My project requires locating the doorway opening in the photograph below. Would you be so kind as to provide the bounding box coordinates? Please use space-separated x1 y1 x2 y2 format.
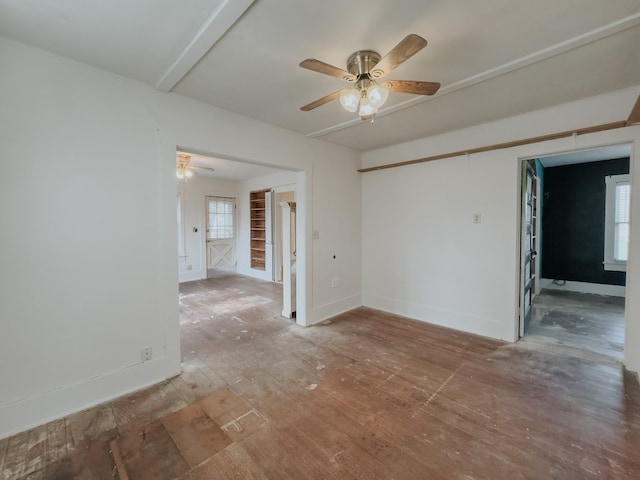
273 189 295 284
518 144 631 361
175 147 306 331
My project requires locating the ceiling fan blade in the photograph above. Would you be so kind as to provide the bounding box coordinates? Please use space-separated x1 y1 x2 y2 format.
381 80 440 95
626 93 640 126
299 59 356 82
370 34 428 78
192 165 215 172
300 89 349 111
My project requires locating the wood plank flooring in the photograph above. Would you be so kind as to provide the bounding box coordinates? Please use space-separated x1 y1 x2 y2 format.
2 274 639 479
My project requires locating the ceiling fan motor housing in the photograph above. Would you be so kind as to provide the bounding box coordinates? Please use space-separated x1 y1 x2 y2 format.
347 50 382 77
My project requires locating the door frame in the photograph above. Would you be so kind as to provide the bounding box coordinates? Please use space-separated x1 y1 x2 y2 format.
518 159 541 337
175 146 309 326
272 185 296 283
516 142 632 349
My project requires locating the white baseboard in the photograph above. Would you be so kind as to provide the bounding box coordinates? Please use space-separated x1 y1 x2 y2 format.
0 357 173 440
236 265 272 282
310 294 362 325
179 269 205 283
362 293 512 341
540 278 626 297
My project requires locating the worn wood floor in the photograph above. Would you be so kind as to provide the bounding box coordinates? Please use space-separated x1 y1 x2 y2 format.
525 289 625 361
2 275 639 479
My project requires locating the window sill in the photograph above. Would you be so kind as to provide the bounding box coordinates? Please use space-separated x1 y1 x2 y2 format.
604 261 627 272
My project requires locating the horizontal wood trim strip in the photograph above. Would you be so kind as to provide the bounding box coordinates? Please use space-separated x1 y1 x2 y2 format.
358 120 628 173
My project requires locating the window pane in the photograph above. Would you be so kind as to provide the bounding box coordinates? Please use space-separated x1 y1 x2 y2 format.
208 198 234 240
614 223 629 261
615 183 630 223
613 182 630 262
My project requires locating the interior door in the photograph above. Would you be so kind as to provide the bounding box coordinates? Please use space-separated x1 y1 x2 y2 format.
519 161 538 336
206 196 236 273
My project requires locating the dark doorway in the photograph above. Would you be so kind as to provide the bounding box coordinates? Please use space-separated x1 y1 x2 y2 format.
519 144 631 361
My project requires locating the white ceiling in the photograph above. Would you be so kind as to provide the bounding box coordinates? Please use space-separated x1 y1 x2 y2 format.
1 0 639 152
539 144 632 168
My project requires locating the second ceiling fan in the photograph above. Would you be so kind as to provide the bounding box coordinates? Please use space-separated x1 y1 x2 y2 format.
299 34 440 121
176 153 215 180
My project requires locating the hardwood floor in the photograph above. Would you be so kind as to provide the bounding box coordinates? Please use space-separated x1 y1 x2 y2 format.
2 275 639 479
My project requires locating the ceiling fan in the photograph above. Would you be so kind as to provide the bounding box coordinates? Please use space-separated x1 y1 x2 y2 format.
176 153 215 179
299 34 440 121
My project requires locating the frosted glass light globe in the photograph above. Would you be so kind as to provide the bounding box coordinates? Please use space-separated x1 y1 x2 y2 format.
367 85 389 109
340 89 360 112
358 97 377 116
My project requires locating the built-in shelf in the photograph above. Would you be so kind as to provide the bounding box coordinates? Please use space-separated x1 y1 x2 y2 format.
249 189 270 270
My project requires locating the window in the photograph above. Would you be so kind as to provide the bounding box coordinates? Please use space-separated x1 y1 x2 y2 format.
604 174 630 271
207 197 235 240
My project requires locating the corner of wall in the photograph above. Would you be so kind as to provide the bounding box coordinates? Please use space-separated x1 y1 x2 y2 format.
310 294 363 326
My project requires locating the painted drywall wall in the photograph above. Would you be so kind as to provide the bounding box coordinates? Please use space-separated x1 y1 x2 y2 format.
311 156 363 322
0 40 176 440
541 158 629 286
177 175 239 283
361 86 640 374
0 38 362 439
362 151 518 340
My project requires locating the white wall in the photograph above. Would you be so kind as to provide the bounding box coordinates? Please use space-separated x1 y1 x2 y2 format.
0 39 362 439
0 40 177 439
363 152 518 340
310 157 363 323
178 175 239 283
361 86 640 373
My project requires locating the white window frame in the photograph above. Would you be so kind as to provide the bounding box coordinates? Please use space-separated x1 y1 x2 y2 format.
604 174 630 272
206 197 235 241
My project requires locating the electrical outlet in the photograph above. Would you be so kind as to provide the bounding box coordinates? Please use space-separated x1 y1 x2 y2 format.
473 213 481 224
331 278 341 288
141 347 152 363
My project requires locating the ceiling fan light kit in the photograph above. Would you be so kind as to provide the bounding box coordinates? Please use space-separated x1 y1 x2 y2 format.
176 165 194 179
344 50 389 120
300 34 440 122
176 153 214 180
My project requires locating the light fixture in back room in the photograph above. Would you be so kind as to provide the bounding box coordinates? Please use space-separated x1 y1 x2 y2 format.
176 153 214 180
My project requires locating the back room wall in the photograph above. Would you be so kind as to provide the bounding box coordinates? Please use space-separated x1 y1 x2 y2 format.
541 157 630 286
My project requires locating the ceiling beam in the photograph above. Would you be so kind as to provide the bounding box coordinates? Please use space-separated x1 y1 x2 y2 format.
155 0 255 92
358 121 628 173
